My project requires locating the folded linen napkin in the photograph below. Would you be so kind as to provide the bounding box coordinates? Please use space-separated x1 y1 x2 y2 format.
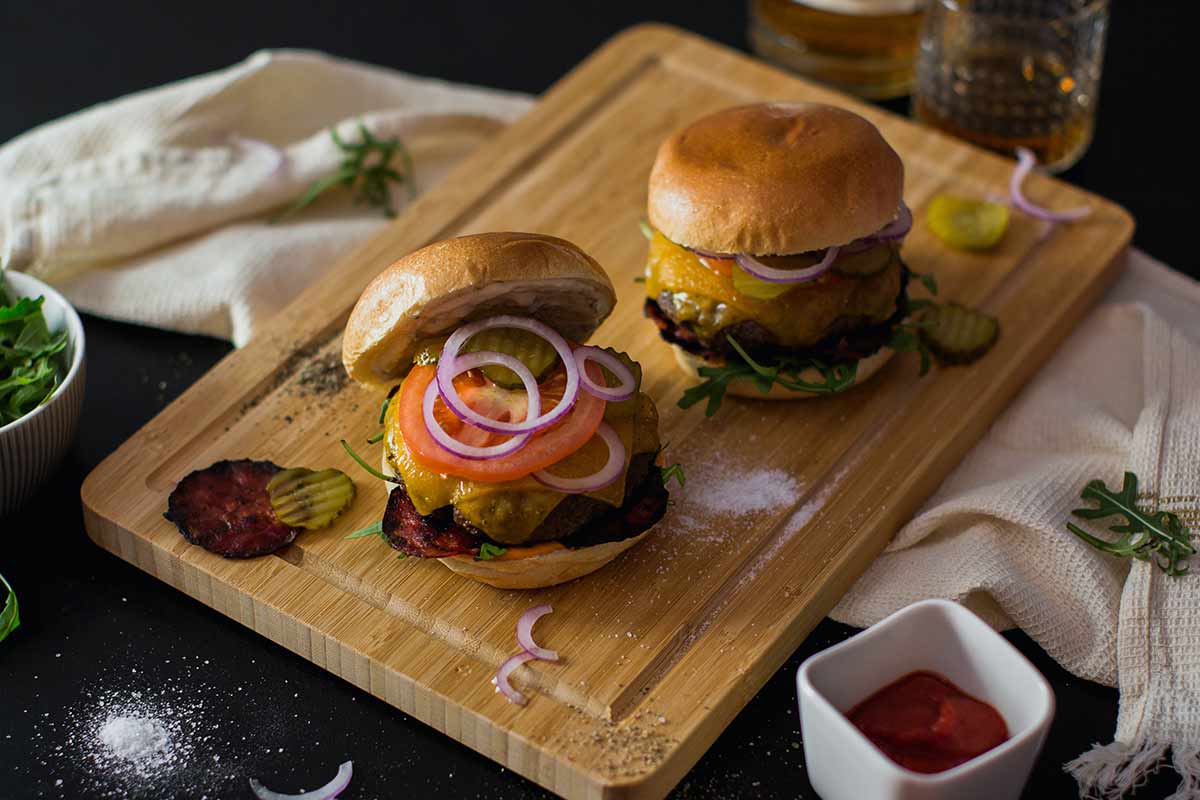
833 251 1200 798
0 49 533 345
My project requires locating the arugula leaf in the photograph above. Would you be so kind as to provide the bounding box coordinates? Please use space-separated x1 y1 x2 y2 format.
274 122 416 222
661 463 685 489
1066 472 1195 577
1 269 67 427
0 573 19 644
476 542 507 561
345 521 385 540
678 335 859 417
340 439 399 484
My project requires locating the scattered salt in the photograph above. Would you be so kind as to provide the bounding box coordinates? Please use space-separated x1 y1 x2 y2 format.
98 715 172 773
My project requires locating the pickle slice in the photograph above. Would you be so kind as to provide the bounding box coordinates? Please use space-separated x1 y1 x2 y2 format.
926 195 1010 251
462 327 561 389
268 467 357 530
833 244 896 278
919 303 1000 365
732 264 795 300
412 336 448 367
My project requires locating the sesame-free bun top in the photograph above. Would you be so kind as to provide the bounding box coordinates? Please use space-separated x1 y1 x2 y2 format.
343 232 616 386
647 103 904 256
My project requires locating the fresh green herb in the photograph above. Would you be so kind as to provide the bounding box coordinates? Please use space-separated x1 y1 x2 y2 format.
678 335 858 417
378 396 391 426
1 267 68 427
633 276 647 284
340 439 397 484
638 219 654 241
345 521 384 540
274 122 416 222
1066 472 1195 577
0 573 18 644
476 542 508 561
366 430 385 445
911 269 939 297
662 463 686 489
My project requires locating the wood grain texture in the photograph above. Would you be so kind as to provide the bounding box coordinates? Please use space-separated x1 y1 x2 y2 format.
81 25 1134 799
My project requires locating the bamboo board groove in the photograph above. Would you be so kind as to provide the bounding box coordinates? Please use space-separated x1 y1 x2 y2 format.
81 25 1133 799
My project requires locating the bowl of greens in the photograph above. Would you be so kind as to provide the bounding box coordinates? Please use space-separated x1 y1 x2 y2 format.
1 268 86 517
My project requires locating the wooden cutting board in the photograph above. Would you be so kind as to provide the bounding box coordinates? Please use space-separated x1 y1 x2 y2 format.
81 25 1133 799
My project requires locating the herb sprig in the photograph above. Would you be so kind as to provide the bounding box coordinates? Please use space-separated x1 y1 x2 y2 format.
275 122 416 222
678 335 859 417
1 267 68 427
1066 472 1195 577
0 573 18 644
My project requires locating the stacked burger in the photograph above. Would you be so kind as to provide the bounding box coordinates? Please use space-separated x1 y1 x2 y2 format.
642 103 922 413
342 232 674 589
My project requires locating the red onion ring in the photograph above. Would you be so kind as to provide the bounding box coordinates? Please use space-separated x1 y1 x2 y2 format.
516 604 558 661
492 651 537 705
437 317 579 435
872 202 913 241
533 421 625 493
735 246 840 284
1010 147 1091 222
249 761 353 800
574 346 636 402
421 356 534 460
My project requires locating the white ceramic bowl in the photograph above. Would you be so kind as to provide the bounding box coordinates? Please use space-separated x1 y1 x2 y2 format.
797 599 1054 800
0 271 86 517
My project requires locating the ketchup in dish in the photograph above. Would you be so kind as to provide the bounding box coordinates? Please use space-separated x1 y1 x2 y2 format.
847 671 1009 773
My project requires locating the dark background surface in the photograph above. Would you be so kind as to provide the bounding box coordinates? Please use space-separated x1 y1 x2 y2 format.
0 2 1190 798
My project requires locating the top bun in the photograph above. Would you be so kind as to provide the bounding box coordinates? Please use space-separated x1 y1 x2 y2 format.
343 232 616 386
647 103 904 256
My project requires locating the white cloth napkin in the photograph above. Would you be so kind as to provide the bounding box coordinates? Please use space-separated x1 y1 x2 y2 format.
833 250 1200 799
0 49 533 345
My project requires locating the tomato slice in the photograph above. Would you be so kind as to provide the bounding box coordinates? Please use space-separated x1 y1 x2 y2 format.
396 363 606 483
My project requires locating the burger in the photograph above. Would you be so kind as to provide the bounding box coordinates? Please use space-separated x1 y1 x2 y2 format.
342 232 676 590
642 102 926 414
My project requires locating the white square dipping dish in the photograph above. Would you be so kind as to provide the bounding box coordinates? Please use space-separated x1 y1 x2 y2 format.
796 599 1055 800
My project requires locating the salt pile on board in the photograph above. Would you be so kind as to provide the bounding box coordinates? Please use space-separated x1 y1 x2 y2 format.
658 453 802 543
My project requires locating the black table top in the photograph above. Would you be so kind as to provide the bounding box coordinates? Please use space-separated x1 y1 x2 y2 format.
1 2 1191 798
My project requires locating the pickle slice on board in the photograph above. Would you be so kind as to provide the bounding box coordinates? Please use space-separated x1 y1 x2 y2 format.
832 245 896 278
462 327 561 388
919 303 1000 365
268 468 357 530
926 195 1010 251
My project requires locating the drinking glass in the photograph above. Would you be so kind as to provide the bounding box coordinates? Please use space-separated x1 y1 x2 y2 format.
748 0 926 100
912 0 1109 172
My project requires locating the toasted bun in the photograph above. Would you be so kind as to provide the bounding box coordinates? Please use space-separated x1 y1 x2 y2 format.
344 232 616 387
437 531 652 590
672 346 893 400
648 103 904 255
380 455 655 590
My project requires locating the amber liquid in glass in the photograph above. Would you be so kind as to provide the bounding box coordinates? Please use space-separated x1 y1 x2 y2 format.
913 46 1095 169
749 0 924 99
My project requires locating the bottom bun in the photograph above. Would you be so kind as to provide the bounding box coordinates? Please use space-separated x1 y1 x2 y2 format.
439 530 652 590
673 346 893 400
383 454 656 590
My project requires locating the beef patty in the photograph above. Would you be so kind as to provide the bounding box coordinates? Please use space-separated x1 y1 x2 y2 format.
645 266 912 365
382 453 668 558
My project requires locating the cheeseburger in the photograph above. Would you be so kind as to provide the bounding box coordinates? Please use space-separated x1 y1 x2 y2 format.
342 232 674 589
643 103 922 413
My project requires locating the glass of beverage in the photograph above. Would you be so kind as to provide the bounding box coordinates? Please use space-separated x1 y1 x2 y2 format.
748 0 926 100
912 0 1109 172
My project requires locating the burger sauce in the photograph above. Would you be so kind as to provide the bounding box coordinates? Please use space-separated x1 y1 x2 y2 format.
847 671 1009 773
